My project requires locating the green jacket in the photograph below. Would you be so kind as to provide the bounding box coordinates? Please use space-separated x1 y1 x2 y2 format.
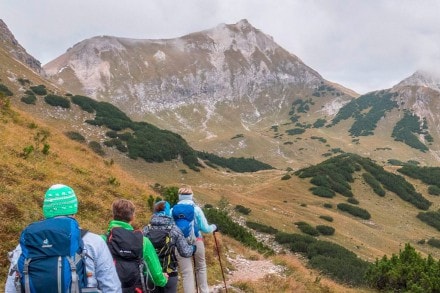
102 220 167 287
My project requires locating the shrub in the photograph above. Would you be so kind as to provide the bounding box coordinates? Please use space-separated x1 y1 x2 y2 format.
281 174 291 180
21 94 37 105
319 215 333 222
337 203 371 220
323 203 333 209
65 131 86 143
234 205 251 215
30 85 47 95
204 208 273 255
0 83 13 96
347 197 359 205
246 221 278 234
88 141 105 156
365 244 440 292
295 221 319 236
275 232 369 286
310 186 335 198
44 94 70 108
417 211 440 231
316 225 335 235
427 238 440 248
428 185 440 195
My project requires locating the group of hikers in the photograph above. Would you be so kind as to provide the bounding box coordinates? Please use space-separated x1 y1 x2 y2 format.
5 183 218 293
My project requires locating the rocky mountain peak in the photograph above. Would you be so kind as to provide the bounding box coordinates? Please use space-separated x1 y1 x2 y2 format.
395 70 440 92
0 19 43 75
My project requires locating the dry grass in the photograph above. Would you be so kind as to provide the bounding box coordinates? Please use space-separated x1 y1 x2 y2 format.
0 105 157 284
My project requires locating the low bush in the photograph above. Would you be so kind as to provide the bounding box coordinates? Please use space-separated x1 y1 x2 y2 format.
65 131 86 143
427 238 440 248
337 203 371 220
428 185 440 195
319 215 333 222
88 141 105 156
234 205 251 215
21 94 37 105
310 186 335 198
30 85 47 95
275 232 369 286
246 221 278 234
204 208 273 255
44 94 70 108
316 225 335 235
295 221 319 236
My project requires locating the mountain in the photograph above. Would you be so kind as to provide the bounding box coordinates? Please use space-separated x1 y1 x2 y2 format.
4 17 440 291
0 20 43 75
43 19 356 167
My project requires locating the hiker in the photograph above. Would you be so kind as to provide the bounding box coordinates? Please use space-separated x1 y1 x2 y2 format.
4 183 122 293
143 201 196 293
103 199 168 292
172 185 218 293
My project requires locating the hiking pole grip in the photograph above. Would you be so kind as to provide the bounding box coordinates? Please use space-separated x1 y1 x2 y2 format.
213 232 228 293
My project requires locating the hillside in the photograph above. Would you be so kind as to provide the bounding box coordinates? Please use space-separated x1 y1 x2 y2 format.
4 17 440 291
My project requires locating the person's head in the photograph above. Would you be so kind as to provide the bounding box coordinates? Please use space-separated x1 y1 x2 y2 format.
154 201 171 217
178 185 193 201
43 184 78 218
112 199 135 223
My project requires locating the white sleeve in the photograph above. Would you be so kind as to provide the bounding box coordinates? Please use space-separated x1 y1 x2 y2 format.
4 244 21 293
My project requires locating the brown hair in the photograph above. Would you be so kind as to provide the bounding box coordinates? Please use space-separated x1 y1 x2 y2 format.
154 201 165 213
112 199 135 222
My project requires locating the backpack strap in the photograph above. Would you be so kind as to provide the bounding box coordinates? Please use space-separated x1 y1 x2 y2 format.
23 258 31 293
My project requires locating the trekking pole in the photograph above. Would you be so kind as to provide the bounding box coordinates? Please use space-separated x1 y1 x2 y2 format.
213 232 228 293
193 255 199 293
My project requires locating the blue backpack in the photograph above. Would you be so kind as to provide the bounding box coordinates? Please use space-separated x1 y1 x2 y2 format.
172 204 199 242
17 216 88 293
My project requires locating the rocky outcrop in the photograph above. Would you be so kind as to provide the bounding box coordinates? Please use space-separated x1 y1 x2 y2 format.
0 19 43 75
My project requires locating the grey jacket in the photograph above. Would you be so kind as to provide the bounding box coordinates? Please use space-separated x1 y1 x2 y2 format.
5 231 122 293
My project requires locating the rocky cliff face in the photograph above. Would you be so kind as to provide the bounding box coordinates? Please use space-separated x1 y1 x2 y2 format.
43 20 357 163
0 19 43 75
44 20 352 120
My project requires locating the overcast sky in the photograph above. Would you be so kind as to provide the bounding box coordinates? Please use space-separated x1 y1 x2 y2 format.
2 0 439 94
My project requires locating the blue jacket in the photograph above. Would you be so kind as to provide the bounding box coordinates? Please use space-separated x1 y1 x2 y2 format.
175 199 217 238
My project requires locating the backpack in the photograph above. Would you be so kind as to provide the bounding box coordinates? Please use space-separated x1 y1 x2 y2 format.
171 204 199 242
106 227 146 293
16 216 88 293
143 225 176 274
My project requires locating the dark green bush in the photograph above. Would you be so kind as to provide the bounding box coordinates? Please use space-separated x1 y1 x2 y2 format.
362 172 386 196
246 221 278 234
204 208 273 255
427 238 440 248
347 197 359 205
65 131 86 143
30 85 47 95
275 232 369 286
44 94 70 108
21 94 37 105
281 174 291 180
417 211 440 231
316 225 335 235
88 141 105 156
235 205 251 215
428 185 440 195
319 215 333 222
310 186 335 198
0 84 13 96
337 203 371 220
295 221 319 236
365 244 440 292
323 203 333 209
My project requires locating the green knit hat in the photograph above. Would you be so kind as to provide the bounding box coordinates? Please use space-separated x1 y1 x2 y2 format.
43 184 78 218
